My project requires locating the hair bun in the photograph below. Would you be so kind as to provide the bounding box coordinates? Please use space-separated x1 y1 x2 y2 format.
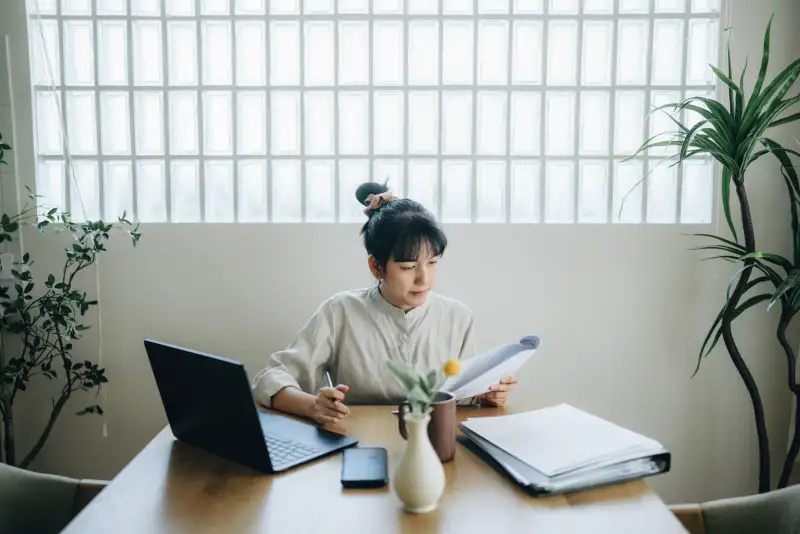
355 181 390 207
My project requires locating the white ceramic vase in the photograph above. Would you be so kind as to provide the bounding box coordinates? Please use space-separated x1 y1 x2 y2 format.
393 412 446 514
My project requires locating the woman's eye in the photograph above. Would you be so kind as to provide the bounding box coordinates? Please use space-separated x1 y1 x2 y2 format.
402 265 415 271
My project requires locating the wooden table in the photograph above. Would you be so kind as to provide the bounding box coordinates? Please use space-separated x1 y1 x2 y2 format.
63 405 687 533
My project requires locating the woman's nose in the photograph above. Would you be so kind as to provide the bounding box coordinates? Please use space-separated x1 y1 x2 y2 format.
415 266 429 285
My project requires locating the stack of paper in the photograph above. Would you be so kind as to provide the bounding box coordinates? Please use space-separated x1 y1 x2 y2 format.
459 404 671 496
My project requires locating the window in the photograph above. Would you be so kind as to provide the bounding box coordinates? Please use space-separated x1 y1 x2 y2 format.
26 0 720 223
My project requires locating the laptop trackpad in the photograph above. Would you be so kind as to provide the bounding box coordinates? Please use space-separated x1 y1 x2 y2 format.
258 411 353 448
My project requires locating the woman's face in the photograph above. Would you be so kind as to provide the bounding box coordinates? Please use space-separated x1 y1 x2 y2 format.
371 244 439 311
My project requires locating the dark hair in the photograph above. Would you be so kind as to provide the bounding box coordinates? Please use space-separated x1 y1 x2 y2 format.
355 182 447 269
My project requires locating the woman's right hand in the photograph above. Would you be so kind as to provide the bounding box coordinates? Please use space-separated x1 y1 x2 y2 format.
309 384 350 424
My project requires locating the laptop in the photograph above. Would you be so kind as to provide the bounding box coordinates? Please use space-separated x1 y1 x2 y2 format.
143 339 358 473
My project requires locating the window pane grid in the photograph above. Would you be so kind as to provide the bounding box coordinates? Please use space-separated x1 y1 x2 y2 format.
28 0 719 224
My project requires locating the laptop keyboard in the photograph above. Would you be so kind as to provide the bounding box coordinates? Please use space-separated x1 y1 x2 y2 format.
264 433 322 470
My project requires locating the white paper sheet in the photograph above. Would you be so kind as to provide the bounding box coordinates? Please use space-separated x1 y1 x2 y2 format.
441 335 540 400
461 403 666 477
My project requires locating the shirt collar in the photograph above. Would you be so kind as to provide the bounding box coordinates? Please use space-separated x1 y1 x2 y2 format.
368 284 431 320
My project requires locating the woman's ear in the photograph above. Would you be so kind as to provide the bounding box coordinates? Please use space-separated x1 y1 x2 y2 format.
367 255 382 279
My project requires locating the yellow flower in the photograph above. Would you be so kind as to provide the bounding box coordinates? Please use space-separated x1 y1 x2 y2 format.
443 359 460 377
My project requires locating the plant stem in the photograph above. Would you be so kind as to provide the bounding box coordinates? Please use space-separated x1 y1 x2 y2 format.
3 401 15 466
721 180 771 493
777 314 800 395
19 393 67 469
777 315 800 488
19 309 78 468
779 392 800 488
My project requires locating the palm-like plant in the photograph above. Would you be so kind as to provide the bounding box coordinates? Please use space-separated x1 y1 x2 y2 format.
629 16 800 493
716 151 800 491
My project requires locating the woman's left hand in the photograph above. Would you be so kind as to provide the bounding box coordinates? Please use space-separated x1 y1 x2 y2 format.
477 376 517 407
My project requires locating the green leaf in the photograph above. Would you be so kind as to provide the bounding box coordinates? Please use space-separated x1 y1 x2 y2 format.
744 275 774 295
690 233 747 253
695 307 724 375
743 15 774 122
779 166 800 266
426 370 437 392
406 386 432 413
721 168 738 242
695 294 773 376
759 138 800 197
769 270 800 310
739 251 794 273
692 245 750 259
726 43 735 117
387 360 419 394
679 119 709 161
710 65 744 104
736 56 747 125
735 294 774 317
769 111 800 128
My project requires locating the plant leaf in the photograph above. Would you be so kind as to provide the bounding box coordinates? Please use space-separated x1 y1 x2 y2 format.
695 293 774 376
742 15 773 125
695 307 724 377
721 168 738 242
710 65 744 104
407 386 432 413
691 244 749 256
769 270 800 310
734 294 773 317
387 360 418 393
739 251 794 273
690 233 747 252
769 111 800 128
679 119 709 161
426 370 437 392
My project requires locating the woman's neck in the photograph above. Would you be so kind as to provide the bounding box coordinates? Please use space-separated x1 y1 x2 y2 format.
378 284 415 313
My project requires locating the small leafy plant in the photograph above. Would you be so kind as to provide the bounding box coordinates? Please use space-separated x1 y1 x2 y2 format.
388 359 460 417
0 133 141 468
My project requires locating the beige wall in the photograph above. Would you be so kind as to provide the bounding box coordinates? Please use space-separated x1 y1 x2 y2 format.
1 0 799 506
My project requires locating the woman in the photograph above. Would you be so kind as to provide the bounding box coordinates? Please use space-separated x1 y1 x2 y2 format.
253 182 517 425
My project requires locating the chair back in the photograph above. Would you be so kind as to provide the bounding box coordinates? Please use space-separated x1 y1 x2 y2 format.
0 462 78 534
703 484 800 534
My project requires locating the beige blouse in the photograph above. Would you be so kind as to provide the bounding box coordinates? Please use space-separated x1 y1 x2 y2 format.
252 286 476 407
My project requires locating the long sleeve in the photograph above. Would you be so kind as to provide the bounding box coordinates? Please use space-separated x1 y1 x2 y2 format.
455 312 480 406
252 299 338 408
458 313 478 362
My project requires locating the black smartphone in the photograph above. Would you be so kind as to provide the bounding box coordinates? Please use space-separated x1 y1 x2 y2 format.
340 447 388 489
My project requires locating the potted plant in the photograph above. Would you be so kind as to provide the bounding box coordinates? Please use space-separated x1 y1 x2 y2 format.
629 14 800 493
387 359 459 513
0 133 141 468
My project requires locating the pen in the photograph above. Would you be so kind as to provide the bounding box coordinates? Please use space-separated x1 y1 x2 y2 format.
325 371 334 389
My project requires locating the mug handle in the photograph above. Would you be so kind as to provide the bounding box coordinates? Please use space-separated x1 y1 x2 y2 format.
397 401 409 440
